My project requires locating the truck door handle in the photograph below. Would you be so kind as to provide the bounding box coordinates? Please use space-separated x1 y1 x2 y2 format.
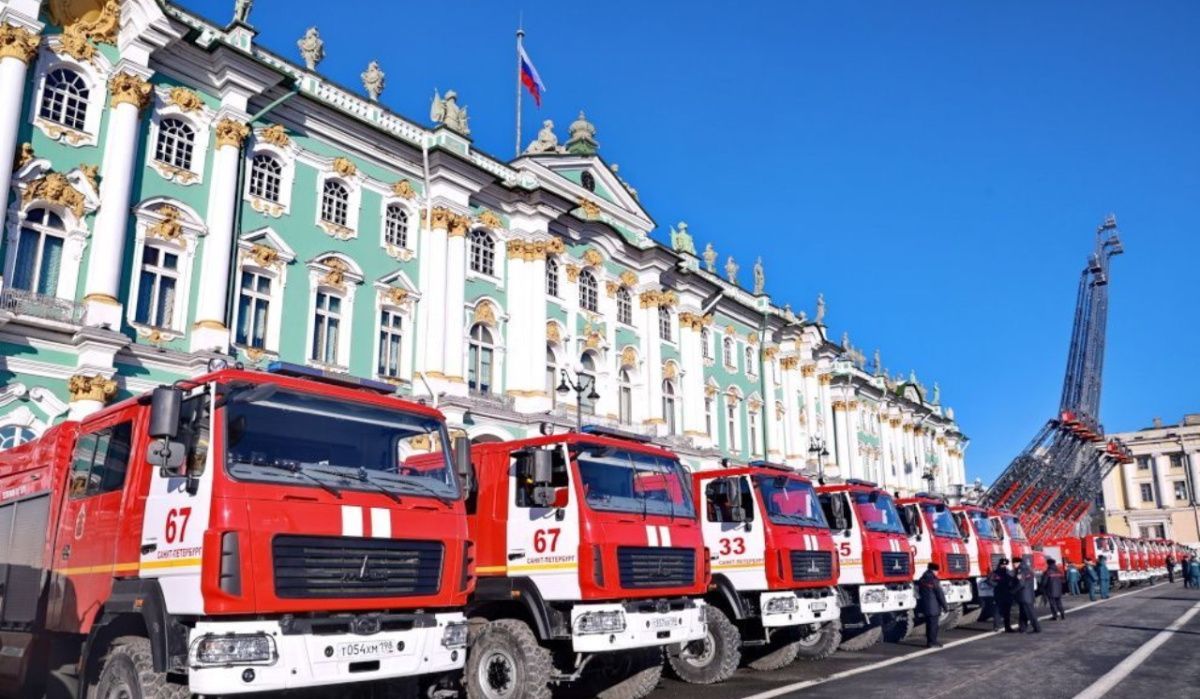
508 552 525 561
141 543 157 555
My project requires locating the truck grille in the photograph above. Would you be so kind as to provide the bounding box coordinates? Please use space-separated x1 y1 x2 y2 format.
990 553 1005 570
273 535 443 599
790 551 834 581
617 547 695 589
946 553 969 574
880 552 911 577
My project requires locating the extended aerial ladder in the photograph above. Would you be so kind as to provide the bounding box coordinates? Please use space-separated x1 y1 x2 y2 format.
981 216 1133 546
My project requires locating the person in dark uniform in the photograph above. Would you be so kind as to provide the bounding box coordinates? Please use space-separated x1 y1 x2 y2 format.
988 558 1014 632
1084 558 1099 601
1166 553 1176 584
918 562 949 648
1039 558 1067 620
1015 560 1041 633
1096 555 1111 599
1066 561 1081 595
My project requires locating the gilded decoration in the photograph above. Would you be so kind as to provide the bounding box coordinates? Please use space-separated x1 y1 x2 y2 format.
477 209 503 229
109 72 153 110
779 356 799 371
620 346 638 368
318 257 349 290
448 214 470 237
818 374 832 385
167 86 204 112
49 0 118 45
392 179 416 199
546 237 566 255
763 346 779 361
619 270 637 287
578 197 601 218
605 281 619 298
725 392 741 408
565 264 581 282
584 331 602 350
57 25 96 63
13 142 33 170
801 365 816 377
332 156 357 178
260 124 290 147
67 373 117 403
248 243 280 269
386 287 409 306
705 384 718 398
546 322 561 344
147 205 183 241
889 418 901 428
0 24 41 64
678 312 713 331
748 398 762 413
582 248 603 267
663 363 678 380
80 164 99 190
427 207 452 230
639 290 677 309
724 325 736 336
902 424 913 433
747 332 759 345
22 172 86 217
832 400 846 412
318 220 353 241
215 119 250 148
473 301 497 326
506 238 560 261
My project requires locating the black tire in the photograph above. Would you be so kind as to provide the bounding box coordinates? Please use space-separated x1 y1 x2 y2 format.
588 647 664 699
667 606 741 685
940 605 964 631
838 621 882 652
465 619 553 699
745 627 801 671
795 621 841 661
90 635 188 699
882 610 914 643
958 603 984 626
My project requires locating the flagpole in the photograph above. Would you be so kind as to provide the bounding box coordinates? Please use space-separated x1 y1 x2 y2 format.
515 23 525 158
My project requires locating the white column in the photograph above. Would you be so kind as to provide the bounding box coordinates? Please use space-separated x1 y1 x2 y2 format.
417 209 449 384
0 23 38 233
639 291 664 433
678 313 708 441
83 69 153 328
1120 461 1137 510
1152 453 1171 507
191 117 248 352
504 237 550 412
441 217 468 396
779 358 801 464
762 350 782 460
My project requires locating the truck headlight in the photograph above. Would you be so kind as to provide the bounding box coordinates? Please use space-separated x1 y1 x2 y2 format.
441 622 469 649
192 633 276 666
575 611 626 635
764 596 800 614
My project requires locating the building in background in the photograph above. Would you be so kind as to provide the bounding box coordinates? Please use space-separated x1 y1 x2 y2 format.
0 0 967 492
1101 414 1200 545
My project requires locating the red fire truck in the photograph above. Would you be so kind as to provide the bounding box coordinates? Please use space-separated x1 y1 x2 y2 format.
460 426 707 699
0 363 473 698
674 462 840 683
816 480 915 650
897 494 972 629
950 504 1005 620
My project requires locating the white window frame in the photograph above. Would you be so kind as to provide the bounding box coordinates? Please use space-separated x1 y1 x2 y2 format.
30 43 111 148
723 336 737 370
745 346 758 377
1139 483 1154 503
662 379 678 435
380 199 416 260
305 255 362 371
313 163 364 240
618 369 634 425
725 395 741 452
546 256 561 298
127 201 203 339
232 228 295 356
468 229 498 278
372 282 417 383
468 323 499 395
658 306 673 343
616 286 632 326
145 87 214 186
748 406 761 456
578 268 599 313
244 130 299 218
132 243 183 330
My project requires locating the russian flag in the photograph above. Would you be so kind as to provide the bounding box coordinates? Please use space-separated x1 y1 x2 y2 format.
519 44 546 107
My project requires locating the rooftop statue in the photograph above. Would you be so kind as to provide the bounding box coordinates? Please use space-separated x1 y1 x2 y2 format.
753 257 765 295
233 0 253 24
361 61 385 102
431 89 470 135
873 349 882 376
671 221 696 255
702 243 717 273
815 292 826 323
297 27 324 71
566 111 598 155
842 331 850 349
725 256 739 285
525 119 562 154
932 382 941 405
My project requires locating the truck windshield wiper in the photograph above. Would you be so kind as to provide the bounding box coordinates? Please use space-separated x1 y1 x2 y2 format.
299 464 402 504
251 459 342 499
388 476 454 506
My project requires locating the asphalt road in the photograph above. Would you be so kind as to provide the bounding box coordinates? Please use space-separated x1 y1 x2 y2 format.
649 580 1200 699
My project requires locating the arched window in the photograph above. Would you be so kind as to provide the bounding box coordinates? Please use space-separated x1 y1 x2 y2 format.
384 204 409 248
248 153 283 202
469 230 495 276
618 369 633 425
377 308 404 379
658 306 672 341
154 118 196 171
704 395 715 437
321 180 350 226
579 352 598 415
545 257 560 297
748 407 760 455
236 269 272 349
725 396 740 451
11 208 66 296
701 327 712 360
723 337 735 368
662 380 677 435
745 346 757 376
546 348 559 406
39 68 89 131
468 323 496 393
616 287 632 325
578 269 598 313
310 289 343 365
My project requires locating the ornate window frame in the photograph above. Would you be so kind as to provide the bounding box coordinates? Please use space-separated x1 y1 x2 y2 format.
145 86 214 186
127 199 205 340
304 253 363 371
379 198 416 261
313 158 365 240
373 271 420 384
244 125 300 218
231 227 296 358
29 39 112 148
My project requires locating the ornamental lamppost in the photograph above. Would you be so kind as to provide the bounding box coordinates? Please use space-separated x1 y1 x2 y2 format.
557 365 600 433
808 434 830 484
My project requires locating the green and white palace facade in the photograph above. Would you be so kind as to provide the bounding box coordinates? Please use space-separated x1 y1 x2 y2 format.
0 0 967 492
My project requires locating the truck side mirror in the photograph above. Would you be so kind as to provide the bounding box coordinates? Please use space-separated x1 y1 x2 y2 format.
147 440 186 474
149 386 182 440
453 435 474 494
531 449 553 486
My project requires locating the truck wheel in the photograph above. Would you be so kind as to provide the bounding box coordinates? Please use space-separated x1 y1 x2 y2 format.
838 622 882 652
940 605 964 631
882 610 914 643
587 647 664 699
958 604 984 626
91 636 187 699
667 606 740 685
465 619 552 699
795 621 841 661
745 627 801 671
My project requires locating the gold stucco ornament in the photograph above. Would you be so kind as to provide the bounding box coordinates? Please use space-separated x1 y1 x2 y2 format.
0 24 40 64
68 373 117 403
215 119 250 148
108 72 152 110
22 172 86 217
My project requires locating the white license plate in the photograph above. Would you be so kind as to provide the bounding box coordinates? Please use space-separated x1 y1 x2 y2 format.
810 601 828 613
650 616 682 630
336 639 403 660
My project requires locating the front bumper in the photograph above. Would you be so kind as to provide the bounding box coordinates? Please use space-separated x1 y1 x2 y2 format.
186 613 466 695
942 579 973 605
857 583 916 615
570 600 707 653
760 588 840 628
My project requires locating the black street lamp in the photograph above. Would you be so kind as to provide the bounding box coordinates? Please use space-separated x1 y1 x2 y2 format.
557 367 600 433
808 435 830 484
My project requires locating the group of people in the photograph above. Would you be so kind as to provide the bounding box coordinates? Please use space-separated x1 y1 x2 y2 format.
985 557 1051 633
1173 552 1200 588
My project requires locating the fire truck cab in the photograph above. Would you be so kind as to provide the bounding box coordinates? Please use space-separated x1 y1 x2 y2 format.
989 509 1032 569
679 463 840 682
0 364 472 698
950 504 1005 615
816 480 915 651
897 494 972 629
461 427 707 699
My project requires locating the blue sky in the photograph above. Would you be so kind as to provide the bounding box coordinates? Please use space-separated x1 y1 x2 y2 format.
182 1 1199 482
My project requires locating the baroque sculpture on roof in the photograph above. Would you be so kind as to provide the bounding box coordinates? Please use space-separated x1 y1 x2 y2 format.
525 119 563 154
297 27 324 70
361 61 385 102
670 221 696 255
430 89 470 135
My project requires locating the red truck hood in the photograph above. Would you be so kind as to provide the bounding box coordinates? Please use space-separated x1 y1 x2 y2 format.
580 510 706 601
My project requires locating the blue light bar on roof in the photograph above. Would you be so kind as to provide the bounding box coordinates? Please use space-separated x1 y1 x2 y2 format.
265 361 396 394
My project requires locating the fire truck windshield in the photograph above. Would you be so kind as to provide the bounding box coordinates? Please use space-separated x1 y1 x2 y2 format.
754 475 828 528
577 447 696 519
223 388 459 499
967 510 999 539
851 491 905 534
1001 515 1027 541
921 504 962 537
